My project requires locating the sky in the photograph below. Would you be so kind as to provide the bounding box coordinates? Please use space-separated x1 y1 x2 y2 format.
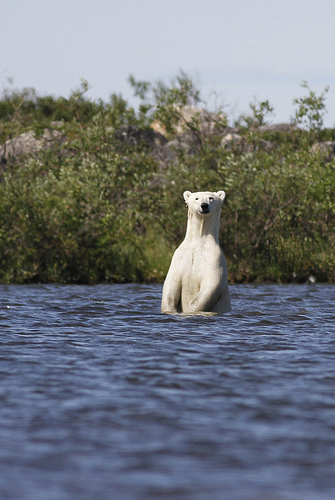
2 0 335 126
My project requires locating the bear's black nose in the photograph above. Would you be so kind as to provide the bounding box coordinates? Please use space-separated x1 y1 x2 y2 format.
201 202 209 212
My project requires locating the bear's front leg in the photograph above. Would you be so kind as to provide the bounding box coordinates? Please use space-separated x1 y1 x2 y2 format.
161 275 181 313
187 281 221 313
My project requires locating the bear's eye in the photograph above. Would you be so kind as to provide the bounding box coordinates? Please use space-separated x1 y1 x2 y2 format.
195 197 199 201
209 197 213 201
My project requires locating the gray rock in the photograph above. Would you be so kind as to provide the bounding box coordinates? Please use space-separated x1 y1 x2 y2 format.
151 105 227 138
151 131 201 164
220 132 274 152
220 133 243 148
114 125 167 148
258 123 295 133
0 129 64 162
310 141 335 153
310 141 335 160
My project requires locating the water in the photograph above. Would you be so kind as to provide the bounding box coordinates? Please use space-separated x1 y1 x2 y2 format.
0 283 335 500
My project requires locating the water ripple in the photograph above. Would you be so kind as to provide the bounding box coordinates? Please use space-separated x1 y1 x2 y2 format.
0 283 335 499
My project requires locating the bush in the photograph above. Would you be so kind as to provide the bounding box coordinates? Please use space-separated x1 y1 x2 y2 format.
0 74 334 283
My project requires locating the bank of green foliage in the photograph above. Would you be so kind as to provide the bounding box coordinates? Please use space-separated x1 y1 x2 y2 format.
0 75 334 283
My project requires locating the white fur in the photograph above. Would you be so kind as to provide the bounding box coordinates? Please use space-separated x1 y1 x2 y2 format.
161 190 231 314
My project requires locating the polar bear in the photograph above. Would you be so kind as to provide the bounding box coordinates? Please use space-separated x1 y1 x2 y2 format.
161 190 231 314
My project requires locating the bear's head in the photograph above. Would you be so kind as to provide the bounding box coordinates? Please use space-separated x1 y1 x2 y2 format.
183 190 226 218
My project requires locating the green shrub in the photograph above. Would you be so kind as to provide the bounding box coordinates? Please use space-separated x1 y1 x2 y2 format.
0 73 334 283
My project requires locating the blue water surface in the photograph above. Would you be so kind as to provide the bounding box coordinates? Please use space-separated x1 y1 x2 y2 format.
0 283 335 499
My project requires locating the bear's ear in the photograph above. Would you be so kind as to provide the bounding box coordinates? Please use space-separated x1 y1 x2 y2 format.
217 190 226 202
183 191 192 203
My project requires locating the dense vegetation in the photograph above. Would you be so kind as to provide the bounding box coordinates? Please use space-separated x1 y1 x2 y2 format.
0 74 334 284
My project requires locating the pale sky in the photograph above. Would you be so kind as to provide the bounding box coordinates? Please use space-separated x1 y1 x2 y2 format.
2 0 335 126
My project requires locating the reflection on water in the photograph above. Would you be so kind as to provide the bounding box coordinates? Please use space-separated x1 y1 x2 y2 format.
0 283 335 499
